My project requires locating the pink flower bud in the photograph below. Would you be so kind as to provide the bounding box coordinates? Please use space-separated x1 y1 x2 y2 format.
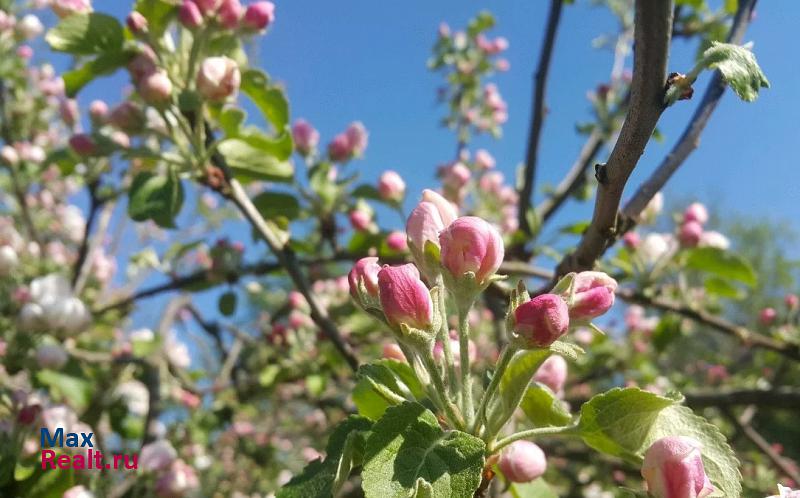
760 307 776 325
138 70 173 105
566 271 617 321
196 56 240 102
497 440 547 483
52 0 92 19
514 294 570 348
193 0 220 15
378 264 433 330
349 209 371 231
218 0 242 29
89 100 108 124
533 354 568 394
378 170 406 202
68 134 96 156
422 189 458 225
345 121 368 156
442 162 471 190
641 436 715 498
179 0 203 29
683 202 709 225
327 133 351 162
126 11 148 34
140 440 178 472
474 149 495 170
155 459 199 498
495 58 510 72
127 49 158 83
785 294 799 310
17 45 33 59
17 14 43 40
348 257 380 305
109 101 145 133
439 216 504 285
679 221 703 248
242 1 275 31
382 343 406 362
386 231 408 252
292 119 319 155
623 231 641 249
60 99 79 127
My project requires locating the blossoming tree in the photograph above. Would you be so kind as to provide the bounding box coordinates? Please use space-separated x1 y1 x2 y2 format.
0 0 797 497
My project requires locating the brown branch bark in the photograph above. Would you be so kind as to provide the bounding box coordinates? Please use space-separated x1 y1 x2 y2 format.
553 0 673 278
517 0 564 240
685 387 800 409
723 408 800 484
621 0 758 224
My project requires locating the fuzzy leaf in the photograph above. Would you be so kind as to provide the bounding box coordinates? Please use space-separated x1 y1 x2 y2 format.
217 138 294 183
361 402 485 498
683 247 757 287
46 13 124 55
703 42 769 102
520 383 573 427
353 360 425 421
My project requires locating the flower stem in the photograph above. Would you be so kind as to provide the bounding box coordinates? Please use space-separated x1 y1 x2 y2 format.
436 276 458 396
489 424 579 453
420 348 465 430
471 344 516 435
458 307 474 429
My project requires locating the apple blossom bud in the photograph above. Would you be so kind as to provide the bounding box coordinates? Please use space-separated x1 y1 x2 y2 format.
126 11 148 35
140 440 178 472
698 230 730 250
63 485 94 498
242 1 275 31
679 221 703 248
0 245 19 276
36 344 68 369
345 121 368 156
68 134 96 157
138 70 173 104
179 0 203 29
218 0 242 29
565 271 617 321
196 56 240 102
422 189 458 226
17 14 43 40
378 264 433 330
109 101 145 133
378 170 406 202
439 216 504 285
349 209 371 231
326 133 350 162
17 45 33 59
785 294 799 310
533 354 568 394
514 294 570 348
348 257 380 306
382 343 406 362
0 145 18 165
497 441 547 483
18 303 44 331
386 231 408 252
640 192 664 224
683 202 709 225
155 459 199 498
495 58 510 72
641 436 715 498
760 307 776 325
623 231 641 249
89 100 108 124
52 0 92 19
292 119 319 155
474 149 495 170
60 99 79 127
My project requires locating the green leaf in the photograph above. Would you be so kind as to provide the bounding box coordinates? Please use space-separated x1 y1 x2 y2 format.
361 402 485 498
351 184 383 201
352 360 425 420
683 246 757 286
218 291 237 316
485 348 551 439
133 0 177 37
35 371 93 412
559 221 590 235
278 416 373 498
218 138 294 183
509 479 558 498
238 129 294 161
240 68 289 131
62 50 133 97
704 276 745 300
127 170 184 228
520 383 573 428
44 147 80 175
703 41 770 102
46 13 124 55
251 191 301 221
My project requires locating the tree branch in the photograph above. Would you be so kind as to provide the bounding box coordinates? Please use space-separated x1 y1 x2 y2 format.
621 0 758 224
553 0 673 278
517 0 564 240
685 387 800 409
723 408 800 484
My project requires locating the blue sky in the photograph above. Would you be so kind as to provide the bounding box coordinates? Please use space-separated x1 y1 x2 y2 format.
43 1 799 343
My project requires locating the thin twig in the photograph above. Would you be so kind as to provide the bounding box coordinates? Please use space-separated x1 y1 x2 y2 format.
552 0 674 278
723 408 800 484
621 0 758 225
517 0 565 240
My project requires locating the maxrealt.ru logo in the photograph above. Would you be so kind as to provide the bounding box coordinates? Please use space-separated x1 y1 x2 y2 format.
41 428 138 470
